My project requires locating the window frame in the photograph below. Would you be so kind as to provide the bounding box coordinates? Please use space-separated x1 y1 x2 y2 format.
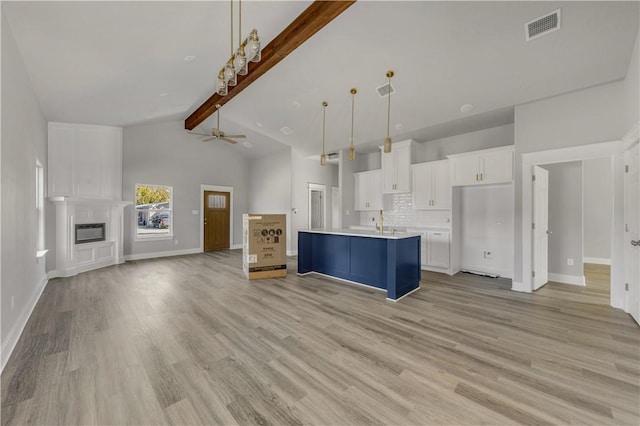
134 183 174 241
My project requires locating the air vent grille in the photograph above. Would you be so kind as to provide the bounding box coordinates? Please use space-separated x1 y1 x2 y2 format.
526 9 561 41
376 82 395 97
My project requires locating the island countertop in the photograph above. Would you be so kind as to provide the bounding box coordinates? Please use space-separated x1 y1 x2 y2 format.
299 228 421 240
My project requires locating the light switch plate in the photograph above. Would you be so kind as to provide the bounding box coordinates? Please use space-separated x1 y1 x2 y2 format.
192 210 198 215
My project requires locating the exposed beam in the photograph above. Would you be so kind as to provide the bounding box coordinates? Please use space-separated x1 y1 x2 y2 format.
185 0 356 130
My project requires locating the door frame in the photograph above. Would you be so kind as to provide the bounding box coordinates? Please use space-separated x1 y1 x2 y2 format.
519 129 635 311
624 142 639 320
307 182 326 229
200 184 234 251
532 165 549 290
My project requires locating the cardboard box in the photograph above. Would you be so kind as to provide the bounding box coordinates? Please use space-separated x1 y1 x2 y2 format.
243 214 287 279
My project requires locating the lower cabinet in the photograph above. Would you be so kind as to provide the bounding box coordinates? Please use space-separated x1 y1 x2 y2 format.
410 229 451 273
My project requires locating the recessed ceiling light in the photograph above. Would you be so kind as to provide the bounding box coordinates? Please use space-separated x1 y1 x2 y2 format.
160 93 169 97
242 141 254 148
184 55 196 62
280 126 294 135
256 122 263 128
460 104 474 113
394 123 405 131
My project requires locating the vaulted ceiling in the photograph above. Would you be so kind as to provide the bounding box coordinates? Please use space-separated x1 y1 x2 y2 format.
3 1 639 158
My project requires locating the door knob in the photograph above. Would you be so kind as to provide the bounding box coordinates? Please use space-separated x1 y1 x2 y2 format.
632 240 640 247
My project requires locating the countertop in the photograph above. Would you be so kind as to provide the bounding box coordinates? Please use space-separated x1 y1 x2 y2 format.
299 228 421 240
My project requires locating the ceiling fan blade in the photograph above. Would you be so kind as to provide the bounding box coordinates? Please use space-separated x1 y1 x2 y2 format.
222 134 246 139
220 137 238 144
187 131 211 137
202 136 217 142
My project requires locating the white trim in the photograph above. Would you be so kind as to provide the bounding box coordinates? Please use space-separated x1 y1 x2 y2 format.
307 183 327 229
622 122 639 148
447 144 514 159
134 235 174 242
124 248 201 261
231 244 242 250
511 281 531 293
200 184 234 252
520 139 623 305
386 286 421 302
583 257 611 265
36 249 48 258
548 273 586 286
287 250 298 257
48 270 60 279
1 276 48 373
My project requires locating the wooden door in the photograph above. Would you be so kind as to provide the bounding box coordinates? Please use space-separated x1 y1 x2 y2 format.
204 191 230 251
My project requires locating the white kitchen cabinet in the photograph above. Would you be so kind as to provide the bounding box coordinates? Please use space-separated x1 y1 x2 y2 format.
379 139 413 193
354 169 382 211
449 145 514 186
48 122 123 200
412 160 451 210
426 230 450 268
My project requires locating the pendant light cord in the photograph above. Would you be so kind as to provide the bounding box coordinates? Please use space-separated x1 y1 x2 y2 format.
322 102 326 154
386 76 391 139
230 0 234 56
351 91 355 148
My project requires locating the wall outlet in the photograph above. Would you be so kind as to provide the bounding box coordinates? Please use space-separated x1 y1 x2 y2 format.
174 239 179 245
11 296 14 310
567 258 574 266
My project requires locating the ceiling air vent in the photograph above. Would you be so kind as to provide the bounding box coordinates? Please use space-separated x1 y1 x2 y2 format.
376 82 395 98
525 9 561 41
327 152 339 160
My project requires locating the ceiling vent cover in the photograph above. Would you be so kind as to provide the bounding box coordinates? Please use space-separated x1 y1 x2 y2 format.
376 82 396 97
525 9 561 41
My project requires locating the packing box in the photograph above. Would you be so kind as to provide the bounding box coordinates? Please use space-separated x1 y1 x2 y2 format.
242 214 287 279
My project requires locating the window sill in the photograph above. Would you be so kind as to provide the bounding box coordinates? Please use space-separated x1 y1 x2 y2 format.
36 249 48 259
135 235 174 242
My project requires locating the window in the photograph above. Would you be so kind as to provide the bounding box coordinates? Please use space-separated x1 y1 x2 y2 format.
135 184 173 239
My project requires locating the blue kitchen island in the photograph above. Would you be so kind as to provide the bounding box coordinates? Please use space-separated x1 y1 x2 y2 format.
297 229 421 301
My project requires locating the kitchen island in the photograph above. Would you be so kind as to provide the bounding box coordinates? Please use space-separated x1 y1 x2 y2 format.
297 229 421 301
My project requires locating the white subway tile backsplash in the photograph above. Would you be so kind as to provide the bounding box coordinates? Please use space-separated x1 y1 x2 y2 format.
359 193 451 227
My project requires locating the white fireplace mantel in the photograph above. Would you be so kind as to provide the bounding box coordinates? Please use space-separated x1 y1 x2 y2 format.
49 196 132 277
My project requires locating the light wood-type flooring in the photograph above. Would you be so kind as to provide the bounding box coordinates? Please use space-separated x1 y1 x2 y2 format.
2 253 638 425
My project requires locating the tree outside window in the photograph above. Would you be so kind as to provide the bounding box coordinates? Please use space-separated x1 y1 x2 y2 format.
135 184 173 238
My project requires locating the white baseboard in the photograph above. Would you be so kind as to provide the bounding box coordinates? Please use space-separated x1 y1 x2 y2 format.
583 257 611 265
1 275 48 373
548 273 586 286
47 270 59 279
124 248 201 261
287 250 298 257
511 281 531 293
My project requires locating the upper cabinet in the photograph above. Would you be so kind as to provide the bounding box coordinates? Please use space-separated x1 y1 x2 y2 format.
412 160 451 210
48 122 123 200
354 169 382 211
448 145 514 186
379 139 413 194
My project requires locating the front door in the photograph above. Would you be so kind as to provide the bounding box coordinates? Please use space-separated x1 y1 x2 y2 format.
533 165 549 290
204 191 230 251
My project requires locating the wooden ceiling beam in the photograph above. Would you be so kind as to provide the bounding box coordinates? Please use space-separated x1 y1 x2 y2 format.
184 0 356 130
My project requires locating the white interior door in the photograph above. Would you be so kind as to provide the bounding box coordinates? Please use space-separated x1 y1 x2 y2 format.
625 144 639 324
308 183 326 230
533 165 549 290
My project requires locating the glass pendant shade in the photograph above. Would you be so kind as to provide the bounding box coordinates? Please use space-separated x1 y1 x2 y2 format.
234 46 248 75
225 61 237 86
348 145 355 161
384 137 392 153
320 152 327 166
248 30 261 62
216 71 228 96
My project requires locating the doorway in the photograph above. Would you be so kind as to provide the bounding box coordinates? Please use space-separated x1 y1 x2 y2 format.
308 183 326 229
624 143 639 324
203 190 230 251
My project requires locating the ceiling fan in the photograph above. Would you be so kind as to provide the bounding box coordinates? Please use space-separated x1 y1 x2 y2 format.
189 105 246 144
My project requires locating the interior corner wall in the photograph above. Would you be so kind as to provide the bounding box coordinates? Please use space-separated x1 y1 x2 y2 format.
583 158 613 262
290 148 336 253
248 147 292 252
543 162 584 279
122 120 250 256
1 12 49 371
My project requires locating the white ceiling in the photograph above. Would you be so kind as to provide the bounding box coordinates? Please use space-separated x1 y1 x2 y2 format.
4 1 639 158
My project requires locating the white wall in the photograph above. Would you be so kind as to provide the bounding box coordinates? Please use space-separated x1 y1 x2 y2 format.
414 124 514 163
122 120 250 256
621 29 639 135
459 184 514 279
338 149 358 229
1 14 49 371
543 162 584 280
248 147 293 252
583 158 613 262
290 148 336 253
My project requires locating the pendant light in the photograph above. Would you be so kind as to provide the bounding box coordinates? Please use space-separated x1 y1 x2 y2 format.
383 70 394 153
348 88 357 161
234 0 248 75
320 101 328 166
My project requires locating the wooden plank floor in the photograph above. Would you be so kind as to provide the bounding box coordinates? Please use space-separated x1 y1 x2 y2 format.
2 252 638 425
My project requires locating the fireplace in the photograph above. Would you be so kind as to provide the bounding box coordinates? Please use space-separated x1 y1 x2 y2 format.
75 223 106 244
